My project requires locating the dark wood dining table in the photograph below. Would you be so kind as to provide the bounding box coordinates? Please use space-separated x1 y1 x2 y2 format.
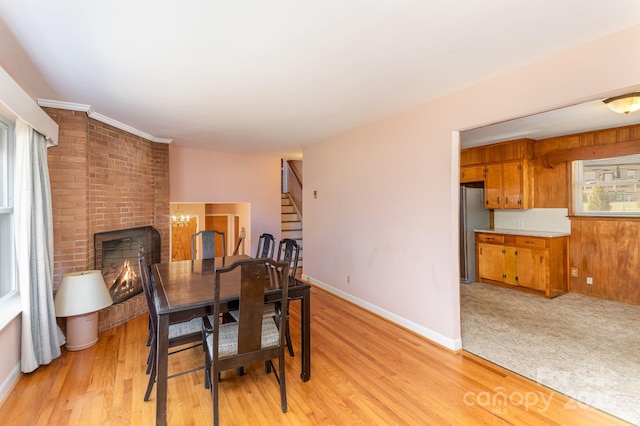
150 255 311 426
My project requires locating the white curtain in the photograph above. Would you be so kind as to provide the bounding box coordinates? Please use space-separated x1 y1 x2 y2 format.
15 118 60 373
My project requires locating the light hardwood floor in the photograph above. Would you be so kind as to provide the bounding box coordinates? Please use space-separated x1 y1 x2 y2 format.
0 286 626 425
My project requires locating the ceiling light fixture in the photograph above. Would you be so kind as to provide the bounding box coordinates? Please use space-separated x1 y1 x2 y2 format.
603 92 640 114
171 204 191 227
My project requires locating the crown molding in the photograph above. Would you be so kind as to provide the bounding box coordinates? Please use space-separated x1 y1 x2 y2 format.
36 99 172 144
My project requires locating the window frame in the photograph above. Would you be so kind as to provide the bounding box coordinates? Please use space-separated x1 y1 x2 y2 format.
0 115 19 330
572 153 640 217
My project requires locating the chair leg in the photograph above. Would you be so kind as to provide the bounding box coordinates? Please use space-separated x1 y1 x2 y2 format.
213 367 220 426
279 355 287 413
146 335 156 375
146 315 152 346
285 323 294 358
146 349 153 374
144 354 156 402
204 339 211 389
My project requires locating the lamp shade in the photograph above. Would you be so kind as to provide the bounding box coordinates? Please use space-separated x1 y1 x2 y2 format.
603 92 640 114
55 270 113 317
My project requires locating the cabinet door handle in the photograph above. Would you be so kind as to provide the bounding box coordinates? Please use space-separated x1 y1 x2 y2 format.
505 197 509 204
480 247 483 255
501 248 505 254
497 196 500 204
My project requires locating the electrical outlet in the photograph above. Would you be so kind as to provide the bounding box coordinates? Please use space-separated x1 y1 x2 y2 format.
347 275 351 284
570 267 578 277
586 277 593 285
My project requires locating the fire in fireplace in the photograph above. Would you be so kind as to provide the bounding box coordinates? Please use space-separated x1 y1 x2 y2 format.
94 226 160 304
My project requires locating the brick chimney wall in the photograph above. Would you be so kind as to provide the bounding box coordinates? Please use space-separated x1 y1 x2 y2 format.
45 108 170 332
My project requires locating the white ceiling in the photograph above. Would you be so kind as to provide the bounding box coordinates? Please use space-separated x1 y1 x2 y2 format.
1 1 639 158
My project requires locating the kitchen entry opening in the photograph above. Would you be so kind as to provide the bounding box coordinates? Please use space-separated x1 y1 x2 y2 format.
170 202 249 261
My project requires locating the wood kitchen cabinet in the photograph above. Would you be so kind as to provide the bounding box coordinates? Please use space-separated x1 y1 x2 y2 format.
460 165 485 183
484 161 530 209
476 234 506 282
475 231 568 298
460 138 534 209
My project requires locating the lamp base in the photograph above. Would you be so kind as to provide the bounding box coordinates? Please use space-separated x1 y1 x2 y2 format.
65 311 99 351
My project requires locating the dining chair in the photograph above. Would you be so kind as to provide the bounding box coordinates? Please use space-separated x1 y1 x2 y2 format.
275 238 300 357
277 238 300 279
138 246 204 402
255 232 275 258
230 238 299 357
191 230 226 260
202 257 290 426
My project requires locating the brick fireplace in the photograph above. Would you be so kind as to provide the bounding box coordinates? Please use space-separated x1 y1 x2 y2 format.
45 107 170 333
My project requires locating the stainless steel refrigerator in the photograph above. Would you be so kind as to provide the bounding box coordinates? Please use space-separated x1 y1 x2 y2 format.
460 186 491 283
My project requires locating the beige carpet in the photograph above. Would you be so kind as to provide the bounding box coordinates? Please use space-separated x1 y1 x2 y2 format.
461 282 640 424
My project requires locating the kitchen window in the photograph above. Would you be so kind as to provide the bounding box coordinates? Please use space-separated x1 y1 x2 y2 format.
573 153 640 216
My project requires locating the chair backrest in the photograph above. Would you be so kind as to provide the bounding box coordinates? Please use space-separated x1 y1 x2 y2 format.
211 257 289 364
277 238 300 279
255 233 275 258
137 246 157 330
191 230 226 260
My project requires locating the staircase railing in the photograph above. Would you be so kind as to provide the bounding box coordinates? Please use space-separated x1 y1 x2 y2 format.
287 160 303 216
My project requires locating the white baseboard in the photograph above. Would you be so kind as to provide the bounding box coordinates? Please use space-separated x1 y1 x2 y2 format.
302 274 462 351
0 362 21 406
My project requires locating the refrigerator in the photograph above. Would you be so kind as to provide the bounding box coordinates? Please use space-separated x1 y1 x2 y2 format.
460 186 491 283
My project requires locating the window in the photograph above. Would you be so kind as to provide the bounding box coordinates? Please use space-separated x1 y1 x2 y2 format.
0 118 15 303
573 154 640 216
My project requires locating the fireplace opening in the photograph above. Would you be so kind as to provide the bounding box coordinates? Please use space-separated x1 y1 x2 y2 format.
94 226 160 304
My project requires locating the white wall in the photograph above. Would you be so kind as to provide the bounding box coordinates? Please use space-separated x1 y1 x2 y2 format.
302 25 640 350
0 316 20 404
168 145 282 255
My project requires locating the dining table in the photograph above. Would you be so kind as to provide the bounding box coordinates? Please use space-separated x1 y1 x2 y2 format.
150 255 311 426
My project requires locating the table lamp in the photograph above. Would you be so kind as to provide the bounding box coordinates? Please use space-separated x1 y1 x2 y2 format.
54 270 113 351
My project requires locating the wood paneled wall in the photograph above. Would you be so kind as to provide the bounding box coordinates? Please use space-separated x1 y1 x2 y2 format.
534 123 640 304
569 218 640 304
460 138 533 165
533 125 640 209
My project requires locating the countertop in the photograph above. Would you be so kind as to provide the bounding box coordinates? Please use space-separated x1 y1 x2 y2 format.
474 228 571 238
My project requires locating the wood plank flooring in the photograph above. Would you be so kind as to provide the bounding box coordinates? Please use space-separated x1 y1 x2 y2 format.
0 286 627 425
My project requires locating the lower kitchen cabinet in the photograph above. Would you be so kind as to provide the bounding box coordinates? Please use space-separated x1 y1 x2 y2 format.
475 231 568 298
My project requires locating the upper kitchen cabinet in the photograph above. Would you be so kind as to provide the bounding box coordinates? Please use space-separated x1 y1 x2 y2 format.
484 160 532 209
460 139 534 209
459 164 485 183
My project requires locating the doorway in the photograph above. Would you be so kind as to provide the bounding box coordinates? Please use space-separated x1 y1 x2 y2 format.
170 202 249 261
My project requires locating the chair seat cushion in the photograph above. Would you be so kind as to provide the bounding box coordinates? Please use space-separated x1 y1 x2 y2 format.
228 303 277 322
168 317 202 339
206 317 280 359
